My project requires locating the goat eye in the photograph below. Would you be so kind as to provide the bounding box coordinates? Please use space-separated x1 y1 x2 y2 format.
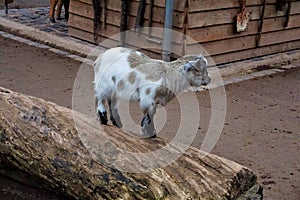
191 69 201 75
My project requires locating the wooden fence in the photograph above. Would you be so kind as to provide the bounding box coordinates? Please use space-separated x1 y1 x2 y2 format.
68 0 300 65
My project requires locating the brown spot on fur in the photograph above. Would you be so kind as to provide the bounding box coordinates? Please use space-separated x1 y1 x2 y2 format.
127 51 149 68
145 88 151 95
155 86 175 106
117 80 125 91
128 71 137 84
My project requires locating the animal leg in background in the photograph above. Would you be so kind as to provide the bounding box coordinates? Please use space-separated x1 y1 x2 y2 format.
55 0 63 20
5 0 14 14
62 0 70 21
49 0 58 22
108 97 122 128
49 0 69 22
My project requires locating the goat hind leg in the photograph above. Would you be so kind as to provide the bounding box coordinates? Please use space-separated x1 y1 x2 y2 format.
108 97 122 128
141 105 157 138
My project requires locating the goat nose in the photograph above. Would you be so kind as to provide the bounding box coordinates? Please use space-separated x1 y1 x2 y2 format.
202 77 211 86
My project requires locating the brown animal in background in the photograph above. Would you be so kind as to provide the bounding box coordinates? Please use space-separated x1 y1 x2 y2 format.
49 0 69 23
4 0 14 14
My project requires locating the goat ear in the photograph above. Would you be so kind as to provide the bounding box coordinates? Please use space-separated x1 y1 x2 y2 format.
196 56 208 67
183 62 194 72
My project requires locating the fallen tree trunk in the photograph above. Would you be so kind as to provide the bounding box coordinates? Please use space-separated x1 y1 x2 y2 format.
0 87 262 199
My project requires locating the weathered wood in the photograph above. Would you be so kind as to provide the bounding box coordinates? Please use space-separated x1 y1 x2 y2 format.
187 15 300 43
68 0 300 65
75 0 186 12
212 40 300 64
197 28 300 55
188 2 300 28
0 87 262 199
70 0 184 28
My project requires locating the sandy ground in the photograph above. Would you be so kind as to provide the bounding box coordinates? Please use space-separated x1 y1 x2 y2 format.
0 32 299 200
0 1 299 198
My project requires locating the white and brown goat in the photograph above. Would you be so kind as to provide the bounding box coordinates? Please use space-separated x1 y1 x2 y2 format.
94 47 211 138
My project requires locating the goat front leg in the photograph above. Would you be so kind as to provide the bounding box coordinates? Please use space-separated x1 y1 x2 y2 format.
108 97 122 128
141 104 157 138
96 98 108 125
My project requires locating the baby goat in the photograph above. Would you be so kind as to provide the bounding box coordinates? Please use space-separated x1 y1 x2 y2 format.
94 47 211 138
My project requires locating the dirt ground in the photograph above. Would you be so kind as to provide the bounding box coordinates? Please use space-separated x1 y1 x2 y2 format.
0 31 299 200
0 1 299 198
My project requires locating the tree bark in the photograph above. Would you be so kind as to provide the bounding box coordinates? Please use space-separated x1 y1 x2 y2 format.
0 87 262 199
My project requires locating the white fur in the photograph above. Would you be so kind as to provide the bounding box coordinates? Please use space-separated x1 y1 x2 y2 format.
94 47 210 137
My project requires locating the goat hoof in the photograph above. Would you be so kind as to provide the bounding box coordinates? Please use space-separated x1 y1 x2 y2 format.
111 117 123 128
148 134 156 139
98 111 108 125
142 126 156 138
141 115 151 126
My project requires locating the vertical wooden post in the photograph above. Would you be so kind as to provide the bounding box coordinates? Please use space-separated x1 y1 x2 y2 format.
92 0 102 43
256 0 267 47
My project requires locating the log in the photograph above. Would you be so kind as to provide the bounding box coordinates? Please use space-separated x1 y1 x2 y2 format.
0 87 263 199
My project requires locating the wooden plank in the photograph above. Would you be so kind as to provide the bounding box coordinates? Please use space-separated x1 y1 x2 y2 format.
69 9 184 42
69 26 121 48
188 2 300 28
69 26 96 43
261 14 300 32
69 0 93 19
69 24 300 66
69 0 300 66
76 0 297 12
69 13 168 41
211 40 300 65
69 26 163 59
260 27 300 46
76 0 186 12
199 35 257 56
71 0 300 29
186 27 300 56
188 0 291 12
187 14 300 43
69 14 122 37
69 22 173 54
69 0 184 28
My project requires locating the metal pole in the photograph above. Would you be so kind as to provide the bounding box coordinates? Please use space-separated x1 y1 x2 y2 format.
120 0 129 47
162 0 174 62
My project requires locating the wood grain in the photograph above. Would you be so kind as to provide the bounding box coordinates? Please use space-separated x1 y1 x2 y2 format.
0 87 262 199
